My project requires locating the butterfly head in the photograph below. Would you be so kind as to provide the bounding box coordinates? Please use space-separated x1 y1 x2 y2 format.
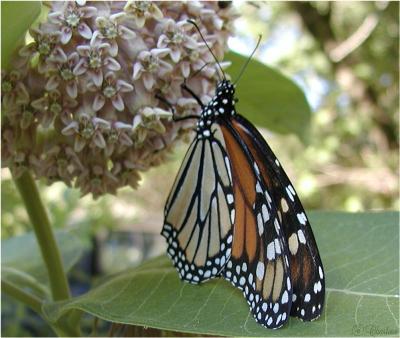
203 80 236 117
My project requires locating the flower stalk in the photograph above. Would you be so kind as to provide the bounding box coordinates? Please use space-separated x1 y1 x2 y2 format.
13 170 71 302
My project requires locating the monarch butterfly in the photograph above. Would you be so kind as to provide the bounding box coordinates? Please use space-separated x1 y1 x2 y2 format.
161 21 325 329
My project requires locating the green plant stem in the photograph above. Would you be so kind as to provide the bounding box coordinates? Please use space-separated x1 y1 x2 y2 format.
1 280 42 314
13 170 71 301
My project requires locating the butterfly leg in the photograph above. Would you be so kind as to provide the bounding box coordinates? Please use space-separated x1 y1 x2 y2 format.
181 82 204 108
155 93 199 122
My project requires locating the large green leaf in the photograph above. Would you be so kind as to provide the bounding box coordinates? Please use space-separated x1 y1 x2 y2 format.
226 51 312 142
42 212 399 336
1 1 41 69
2 230 85 298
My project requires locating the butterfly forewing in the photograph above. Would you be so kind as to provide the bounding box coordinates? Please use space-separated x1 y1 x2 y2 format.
232 115 325 321
219 121 293 329
162 125 234 283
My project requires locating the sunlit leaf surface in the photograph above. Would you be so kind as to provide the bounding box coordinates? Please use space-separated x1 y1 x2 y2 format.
226 52 312 142
43 212 399 336
1 1 41 69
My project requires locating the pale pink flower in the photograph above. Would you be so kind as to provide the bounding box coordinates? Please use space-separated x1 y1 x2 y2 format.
95 12 137 57
104 121 133 156
157 19 199 63
123 1 163 28
19 25 61 73
45 51 80 98
31 90 78 128
74 32 120 87
1 71 30 109
2 1 236 197
61 112 111 152
87 71 133 112
132 48 173 90
48 1 97 44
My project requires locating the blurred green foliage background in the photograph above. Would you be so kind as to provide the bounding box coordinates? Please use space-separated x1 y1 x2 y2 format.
3 1 398 239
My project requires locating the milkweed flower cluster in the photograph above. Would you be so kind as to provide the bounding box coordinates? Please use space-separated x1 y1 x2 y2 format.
2 1 238 197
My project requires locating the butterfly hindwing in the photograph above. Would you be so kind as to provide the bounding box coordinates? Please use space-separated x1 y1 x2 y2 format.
219 121 293 329
163 125 234 283
232 114 325 321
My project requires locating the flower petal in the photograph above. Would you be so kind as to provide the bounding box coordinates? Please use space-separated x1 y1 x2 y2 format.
118 25 136 40
132 63 143 80
132 114 142 130
157 35 168 49
78 22 93 40
68 52 80 66
93 94 105 111
114 121 132 130
110 12 126 23
180 61 190 78
45 75 60 91
104 57 121 71
142 73 154 90
18 43 35 57
152 47 171 58
116 79 134 92
14 83 29 105
135 16 146 28
66 82 78 98
74 135 86 152
48 11 63 24
112 94 124 111
62 121 79 135
61 26 72 44
93 117 111 129
73 58 87 75
151 5 163 20
93 131 106 148
105 39 116 57
77 45 91 57
92 69 103 87
31 97 47 111
49 46 67 63
80 6 97 18
120 132 133 146
170 48 181 63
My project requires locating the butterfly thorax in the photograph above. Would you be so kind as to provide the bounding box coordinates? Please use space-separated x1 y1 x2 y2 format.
196 80 236 138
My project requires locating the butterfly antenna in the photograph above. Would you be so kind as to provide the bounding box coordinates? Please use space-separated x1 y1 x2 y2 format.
188 62 210 81
233 35 262 85
187 19 226 81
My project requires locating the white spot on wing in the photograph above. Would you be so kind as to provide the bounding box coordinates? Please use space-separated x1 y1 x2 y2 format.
266 241 275 260
282 291 288 304
230 209 235 224
257 213 263 236
297 212 307 225
274 238 281 254
288 233 299 255
286 186 295 202
225 157 232 181
256 261 265 280
262 204 269 223
297 229 306 244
